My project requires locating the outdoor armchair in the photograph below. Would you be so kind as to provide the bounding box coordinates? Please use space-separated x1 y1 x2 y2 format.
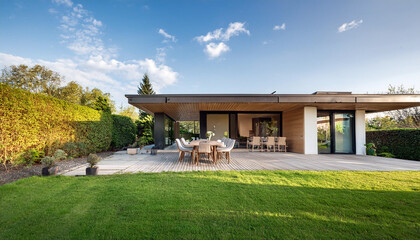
175 139 194 162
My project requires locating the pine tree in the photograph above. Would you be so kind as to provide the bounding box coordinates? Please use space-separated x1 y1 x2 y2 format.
137 74 155 95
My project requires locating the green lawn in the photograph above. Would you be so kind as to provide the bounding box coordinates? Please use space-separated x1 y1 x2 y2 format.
1 171 419 239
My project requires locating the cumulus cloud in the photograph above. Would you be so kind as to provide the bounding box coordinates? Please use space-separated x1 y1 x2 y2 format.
0 52 178 107
53 0 73 7
195 22 250 43
204 42 230 59
338 20 363 33
273 23 286 31
158 29 176 42
195 22 249 59
3 0 180 107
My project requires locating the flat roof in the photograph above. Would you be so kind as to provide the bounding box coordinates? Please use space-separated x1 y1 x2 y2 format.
126 93 420 121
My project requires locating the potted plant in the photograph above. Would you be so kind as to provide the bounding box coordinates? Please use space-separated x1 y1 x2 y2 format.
41 156 56 176
86 153 100 176
365 143 377 156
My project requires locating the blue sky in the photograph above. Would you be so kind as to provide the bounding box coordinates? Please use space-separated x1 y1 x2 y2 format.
1 0 420 107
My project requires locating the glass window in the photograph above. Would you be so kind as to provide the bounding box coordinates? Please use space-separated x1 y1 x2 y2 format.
238 113 280 137
334 113 354 153
164 116 174 146
317 114 331 154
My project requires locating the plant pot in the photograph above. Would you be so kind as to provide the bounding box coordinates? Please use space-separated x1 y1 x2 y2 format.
86 167 98 176
42 167 50 176
151 148 158 155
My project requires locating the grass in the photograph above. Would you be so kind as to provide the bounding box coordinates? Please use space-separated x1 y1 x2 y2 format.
0 171 419 239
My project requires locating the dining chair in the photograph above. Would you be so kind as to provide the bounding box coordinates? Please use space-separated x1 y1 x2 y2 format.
249 136 261 152
196 141 213 164
175 139 194 162
277 137 287 152
217 139 235 164
180 138 193 148
263 137 276 152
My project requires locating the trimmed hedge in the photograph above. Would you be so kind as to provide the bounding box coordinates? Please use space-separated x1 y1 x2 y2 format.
111 115 136 149
0 84 112 165
366 129 420 161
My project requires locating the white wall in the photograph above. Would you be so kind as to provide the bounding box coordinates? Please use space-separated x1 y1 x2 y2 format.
355 110 366 155
304 106 318 154
206 114 229 140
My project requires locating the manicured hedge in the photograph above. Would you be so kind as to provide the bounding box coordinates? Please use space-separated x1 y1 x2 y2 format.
110 115 136 149
366 129 420 161
0 84 112 165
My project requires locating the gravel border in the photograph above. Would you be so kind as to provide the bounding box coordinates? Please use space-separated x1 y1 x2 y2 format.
0 152 114 185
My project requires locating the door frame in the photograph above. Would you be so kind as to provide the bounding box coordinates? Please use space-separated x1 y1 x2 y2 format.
317 110 356 154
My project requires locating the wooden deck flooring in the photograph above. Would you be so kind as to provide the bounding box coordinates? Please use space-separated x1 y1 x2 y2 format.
61 149 420 176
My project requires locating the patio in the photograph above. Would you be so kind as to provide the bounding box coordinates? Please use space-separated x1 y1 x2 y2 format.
60 149 420 176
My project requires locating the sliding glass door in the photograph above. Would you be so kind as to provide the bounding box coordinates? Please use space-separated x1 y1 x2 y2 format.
317 111 355 154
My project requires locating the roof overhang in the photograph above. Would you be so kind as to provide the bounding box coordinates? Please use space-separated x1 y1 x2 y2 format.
125 94 420 121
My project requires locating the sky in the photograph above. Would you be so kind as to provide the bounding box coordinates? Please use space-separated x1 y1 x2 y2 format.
1 0 420 108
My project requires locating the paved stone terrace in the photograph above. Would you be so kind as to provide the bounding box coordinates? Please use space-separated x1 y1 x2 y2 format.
60 149 420 176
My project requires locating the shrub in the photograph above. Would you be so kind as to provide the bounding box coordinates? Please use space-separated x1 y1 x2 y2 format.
87 153 100 167
63 142 78 158
53 149 67 161
41 156 56 168
15 149 44 167
0 84 113 166
111 115 136 149
366 129 420 161
365 143 377 156
378 152 396 158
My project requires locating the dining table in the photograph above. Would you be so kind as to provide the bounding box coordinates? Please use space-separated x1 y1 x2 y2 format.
188 139 226 164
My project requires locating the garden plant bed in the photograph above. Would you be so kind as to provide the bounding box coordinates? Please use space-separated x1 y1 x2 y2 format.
0 151 114 185
0 171 419 239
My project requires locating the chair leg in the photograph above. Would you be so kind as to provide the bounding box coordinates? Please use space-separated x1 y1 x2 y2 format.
178 151 183 162
227 152 230 164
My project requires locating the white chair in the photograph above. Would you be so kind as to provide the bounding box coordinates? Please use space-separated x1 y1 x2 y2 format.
175 139 194 162
217 139 235 164
181 138 193 148
196 141 213 164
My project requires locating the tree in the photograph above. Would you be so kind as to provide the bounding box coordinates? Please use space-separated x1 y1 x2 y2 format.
117 105 139 121
56 81 84 104
1 64 62 96
387 85 420 128
93 96 112 113
137 73 155 95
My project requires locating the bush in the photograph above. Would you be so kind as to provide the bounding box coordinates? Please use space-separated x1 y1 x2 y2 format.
87 153 100 167
0 84 113 166
16 149 45 166
366 129 420 161
111 115 136 149
63 142 78 158
378 152 396 158
53 149 67 161
41 156 56 168
365 143 376 156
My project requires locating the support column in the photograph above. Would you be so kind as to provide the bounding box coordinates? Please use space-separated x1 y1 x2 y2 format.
174 122 180 140
355 110 366 155
304 106 318 154
154 113 165 149
199 111 207 139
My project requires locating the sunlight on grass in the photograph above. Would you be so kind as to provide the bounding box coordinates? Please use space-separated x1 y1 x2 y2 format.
1 171 419 239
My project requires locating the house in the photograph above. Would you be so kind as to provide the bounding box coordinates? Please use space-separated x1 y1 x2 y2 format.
126 91 420 154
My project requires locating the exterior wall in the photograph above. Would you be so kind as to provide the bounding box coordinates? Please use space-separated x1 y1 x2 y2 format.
283 108 305 153
206 114 229 140
154 113 165 149
304 106 318 154
355 110 366 155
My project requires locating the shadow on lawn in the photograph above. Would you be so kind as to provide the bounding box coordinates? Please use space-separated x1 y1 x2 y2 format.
0 173 419 239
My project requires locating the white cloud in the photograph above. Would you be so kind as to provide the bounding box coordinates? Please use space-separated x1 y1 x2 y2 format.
53 0 73 7
0 52 179 107
48 8 58 14
338 20 363 33
57 3 109 56
195 22 250 43
204 42 230 59
273 23 286 31
195 22 249 59
158 29 176 42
